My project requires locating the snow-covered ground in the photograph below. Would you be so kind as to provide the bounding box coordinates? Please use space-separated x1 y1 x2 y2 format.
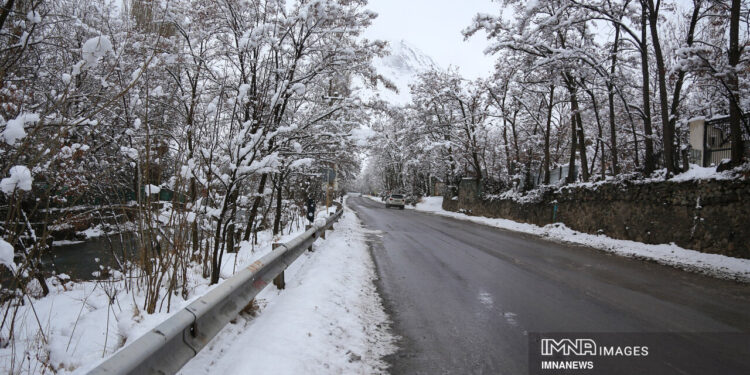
178 198 395 374
364 195 750 282
1 201 394 374
485 164 748 204
1 226 301 374
566 164 744 190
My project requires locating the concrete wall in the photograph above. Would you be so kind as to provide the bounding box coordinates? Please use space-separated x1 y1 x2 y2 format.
688 119 705 152
443 178 750 259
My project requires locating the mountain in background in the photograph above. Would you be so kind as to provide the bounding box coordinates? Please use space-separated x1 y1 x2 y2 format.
356 39 438 106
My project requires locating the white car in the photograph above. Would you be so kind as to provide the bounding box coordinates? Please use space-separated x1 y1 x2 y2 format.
385 194 405 209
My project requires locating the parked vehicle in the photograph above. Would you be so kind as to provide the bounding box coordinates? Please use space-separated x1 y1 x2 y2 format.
385 194 405 209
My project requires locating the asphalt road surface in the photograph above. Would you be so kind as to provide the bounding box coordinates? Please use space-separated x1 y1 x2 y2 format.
348 196 750 375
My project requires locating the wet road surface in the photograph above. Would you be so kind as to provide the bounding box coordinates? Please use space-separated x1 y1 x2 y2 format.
348 196 750 375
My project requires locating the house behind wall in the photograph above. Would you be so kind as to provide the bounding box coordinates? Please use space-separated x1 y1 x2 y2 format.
688 116 750 167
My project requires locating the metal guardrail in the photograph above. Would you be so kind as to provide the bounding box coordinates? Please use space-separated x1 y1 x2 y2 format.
88 203 343 375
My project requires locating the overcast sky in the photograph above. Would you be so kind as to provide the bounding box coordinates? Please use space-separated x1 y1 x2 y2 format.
363 0 498 79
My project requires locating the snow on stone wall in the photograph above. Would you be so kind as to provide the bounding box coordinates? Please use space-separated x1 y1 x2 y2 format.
445 178 750 259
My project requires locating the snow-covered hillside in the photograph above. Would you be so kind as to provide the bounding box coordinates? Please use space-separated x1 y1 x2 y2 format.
356 39 437 105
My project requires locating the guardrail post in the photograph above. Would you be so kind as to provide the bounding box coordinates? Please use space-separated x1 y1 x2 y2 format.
305 225 314 251
272 243 285 289
328 212 335 230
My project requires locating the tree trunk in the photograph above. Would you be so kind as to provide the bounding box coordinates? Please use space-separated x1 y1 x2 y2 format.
502 121 512 175
586 88 606 180
640 4 656 175
729 0 744 166
543 85 555 184
511 110 521 163
242 173 268 241
566 85 578 184
565 75 589 181
608 23 621 175
0 0 15 34
210 186 237 285
575 107 590 182
210 214 224 285
646 0 678 175
668 1 701 172
272 174 284 236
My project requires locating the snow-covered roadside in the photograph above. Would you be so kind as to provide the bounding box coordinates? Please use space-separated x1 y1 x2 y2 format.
1 201 396 374
178 198 396 375
0 220 314 374
365 195 750 282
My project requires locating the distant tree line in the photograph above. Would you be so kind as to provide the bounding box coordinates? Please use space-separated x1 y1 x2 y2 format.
361 0 749 197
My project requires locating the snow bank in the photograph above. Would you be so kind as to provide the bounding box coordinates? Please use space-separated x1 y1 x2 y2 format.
179 199 395 375
407 196 443 212
669 165 733 182
409 197 750 283
2 201 395 374
363 194 383 203
1 221 309 374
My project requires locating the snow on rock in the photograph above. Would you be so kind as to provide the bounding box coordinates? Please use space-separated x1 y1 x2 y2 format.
52 240 85 246
2 112 39 145
79 224 105 238
0 165 33 194
0 238 16 271
399 196 750 283
669 165 734 182
81 36 113 68
179 200 396 375
499 164 744 200
144 184 161 195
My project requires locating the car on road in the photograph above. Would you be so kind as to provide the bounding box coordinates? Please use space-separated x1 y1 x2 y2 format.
385 194 405 209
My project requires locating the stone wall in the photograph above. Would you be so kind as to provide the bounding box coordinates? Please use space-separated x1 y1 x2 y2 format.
443 178 750 259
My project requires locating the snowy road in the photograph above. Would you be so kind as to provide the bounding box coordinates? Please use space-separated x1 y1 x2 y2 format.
349 196 750 374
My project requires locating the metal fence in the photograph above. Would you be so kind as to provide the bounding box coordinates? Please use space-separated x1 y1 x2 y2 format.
689 148 733 167
707 148 732 166
88 204 343 375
